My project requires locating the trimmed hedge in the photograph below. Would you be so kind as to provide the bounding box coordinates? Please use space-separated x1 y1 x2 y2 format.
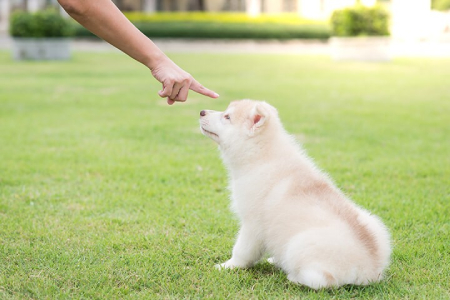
331 5 389 37
10 9 74 38
73 12 330 40
432 0 450 11
124 12 325 25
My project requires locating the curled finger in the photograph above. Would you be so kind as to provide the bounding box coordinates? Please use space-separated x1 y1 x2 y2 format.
158 79 174 98
174 85 190 102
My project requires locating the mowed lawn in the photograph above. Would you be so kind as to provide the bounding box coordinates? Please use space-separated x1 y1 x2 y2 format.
0 50 449 299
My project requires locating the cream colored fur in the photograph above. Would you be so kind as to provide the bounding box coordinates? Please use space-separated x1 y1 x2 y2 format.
199 100 391 289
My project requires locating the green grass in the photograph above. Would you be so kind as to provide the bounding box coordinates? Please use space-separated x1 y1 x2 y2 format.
0 51 449 299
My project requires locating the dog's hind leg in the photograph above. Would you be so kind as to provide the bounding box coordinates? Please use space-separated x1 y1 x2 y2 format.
216 223 264 270
287 268 336 290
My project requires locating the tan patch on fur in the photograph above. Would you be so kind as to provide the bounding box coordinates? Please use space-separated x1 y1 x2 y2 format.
323 271 336 286
306 180 330 196
292 178 380 268
342 205 379 262
227 100 255 125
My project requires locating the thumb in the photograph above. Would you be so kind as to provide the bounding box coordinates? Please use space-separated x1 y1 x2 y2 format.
190 79 219 99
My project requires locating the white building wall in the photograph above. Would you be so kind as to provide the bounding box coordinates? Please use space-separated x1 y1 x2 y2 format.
246 0 261 16
27 0 42 12
391 0 432 40
360 0 376 7
143 0 157 13
429 10 450 40
264 0 283 14
0 0 10 32
299 0 356 20
205 0 226 11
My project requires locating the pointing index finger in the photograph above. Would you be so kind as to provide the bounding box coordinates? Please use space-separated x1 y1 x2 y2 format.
190 79 219 99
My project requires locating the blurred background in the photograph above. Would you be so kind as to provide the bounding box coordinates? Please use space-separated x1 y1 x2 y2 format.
0 0 449 57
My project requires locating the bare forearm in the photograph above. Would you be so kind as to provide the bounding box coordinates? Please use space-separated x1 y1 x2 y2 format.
58 0 218 103
58 0 164 69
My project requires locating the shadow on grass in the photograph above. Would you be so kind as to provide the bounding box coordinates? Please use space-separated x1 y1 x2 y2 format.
245 261 391 296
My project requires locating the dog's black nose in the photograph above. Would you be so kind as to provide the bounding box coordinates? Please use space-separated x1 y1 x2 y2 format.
200 110 206 117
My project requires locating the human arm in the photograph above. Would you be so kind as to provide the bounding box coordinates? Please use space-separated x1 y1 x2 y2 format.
57 0 219 104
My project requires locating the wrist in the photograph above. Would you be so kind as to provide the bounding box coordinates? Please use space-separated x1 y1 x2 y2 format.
144 47 168 71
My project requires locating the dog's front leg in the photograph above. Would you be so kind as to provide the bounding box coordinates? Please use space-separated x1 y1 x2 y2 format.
216 224 263 270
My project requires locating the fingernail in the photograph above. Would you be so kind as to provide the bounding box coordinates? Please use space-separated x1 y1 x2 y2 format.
213 93 220 98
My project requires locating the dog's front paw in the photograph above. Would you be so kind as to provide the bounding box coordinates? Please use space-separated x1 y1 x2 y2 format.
215 260 238 270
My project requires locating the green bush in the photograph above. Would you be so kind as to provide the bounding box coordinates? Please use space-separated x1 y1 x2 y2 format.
74 22 330 40
124 12 325 25
10 9 74 38
331 5 389 37
432 0 450 11
73 13 331 40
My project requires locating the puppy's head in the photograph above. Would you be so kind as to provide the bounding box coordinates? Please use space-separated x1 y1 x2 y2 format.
199 99 277 149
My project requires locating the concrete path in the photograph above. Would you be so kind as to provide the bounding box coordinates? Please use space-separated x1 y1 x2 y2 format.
1 33 450 57
0 35 330 55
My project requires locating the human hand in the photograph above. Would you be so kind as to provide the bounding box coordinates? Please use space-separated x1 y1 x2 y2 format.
150 56 219 105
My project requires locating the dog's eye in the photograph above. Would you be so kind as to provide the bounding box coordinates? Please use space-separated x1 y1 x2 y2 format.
224 114 231 120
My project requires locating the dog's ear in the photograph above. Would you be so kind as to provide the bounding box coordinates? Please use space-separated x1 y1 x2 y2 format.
249 103 269 135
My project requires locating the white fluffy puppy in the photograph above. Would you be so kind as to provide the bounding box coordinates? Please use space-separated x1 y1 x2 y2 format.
199 100 391 289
